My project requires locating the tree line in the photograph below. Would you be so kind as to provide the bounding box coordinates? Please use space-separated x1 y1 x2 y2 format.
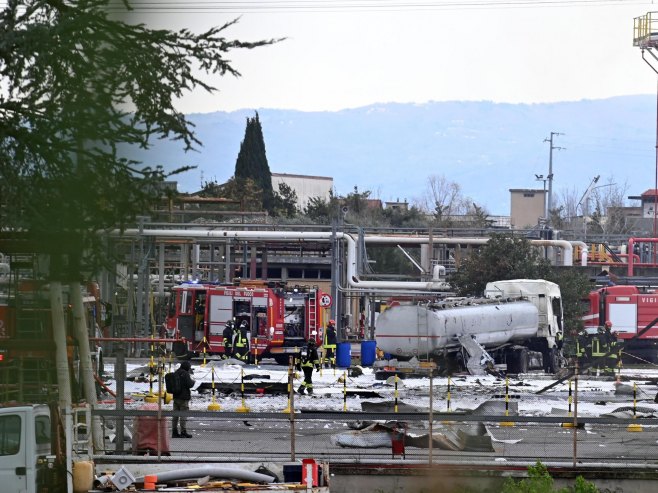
199 112 635 237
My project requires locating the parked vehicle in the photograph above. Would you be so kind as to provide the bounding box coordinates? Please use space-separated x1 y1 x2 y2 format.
0 403 66 493
375 279 564 374
583 284 658 363
164 281 327 364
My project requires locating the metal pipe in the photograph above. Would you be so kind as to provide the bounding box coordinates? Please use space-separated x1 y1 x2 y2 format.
135 466 276 483
570 241 588 267
70 282 103 451
90 337 183 343
116 229 574 292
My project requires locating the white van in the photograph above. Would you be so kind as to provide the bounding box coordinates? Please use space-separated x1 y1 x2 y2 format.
0 405 57 493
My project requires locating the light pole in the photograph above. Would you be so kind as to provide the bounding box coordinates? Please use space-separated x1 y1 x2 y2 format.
544 132 564 222
634 12 658 238
581 182 615 240
535 174 553 223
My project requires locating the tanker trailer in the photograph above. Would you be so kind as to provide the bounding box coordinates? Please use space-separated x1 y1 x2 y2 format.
375 279 563 374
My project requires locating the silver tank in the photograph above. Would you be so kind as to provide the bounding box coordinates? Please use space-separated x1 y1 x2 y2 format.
375 301 539 358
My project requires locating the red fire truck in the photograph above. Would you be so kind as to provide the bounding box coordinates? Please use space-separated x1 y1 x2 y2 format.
164 281 327 364
582 285 658 362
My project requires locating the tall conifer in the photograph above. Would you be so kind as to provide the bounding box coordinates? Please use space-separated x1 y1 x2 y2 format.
235 112 274 212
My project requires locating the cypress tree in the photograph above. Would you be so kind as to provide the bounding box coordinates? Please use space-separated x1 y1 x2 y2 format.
235 112 274 212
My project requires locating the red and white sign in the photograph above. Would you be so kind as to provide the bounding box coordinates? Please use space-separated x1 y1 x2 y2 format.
319 294 333 308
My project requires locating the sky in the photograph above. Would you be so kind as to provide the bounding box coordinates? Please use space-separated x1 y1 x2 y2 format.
120 0 658 113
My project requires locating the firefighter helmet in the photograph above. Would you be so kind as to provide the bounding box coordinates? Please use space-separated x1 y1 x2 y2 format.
225 320 234 329
328 319 336 326
240 320 248 329
605 320 612 329
308 338 316 346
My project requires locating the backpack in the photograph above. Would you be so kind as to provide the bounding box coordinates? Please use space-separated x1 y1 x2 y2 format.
165 371 182 395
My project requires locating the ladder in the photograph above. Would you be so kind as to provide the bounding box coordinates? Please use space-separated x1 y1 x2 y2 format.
307 288 318 336
71 404 93 458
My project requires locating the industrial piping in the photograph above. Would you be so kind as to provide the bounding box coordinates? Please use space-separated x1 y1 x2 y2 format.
118 229 574 292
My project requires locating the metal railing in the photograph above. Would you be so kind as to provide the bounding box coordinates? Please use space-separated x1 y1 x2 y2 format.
90 365 658 468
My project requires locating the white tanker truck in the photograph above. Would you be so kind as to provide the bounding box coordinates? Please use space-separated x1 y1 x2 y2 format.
375 279 564 374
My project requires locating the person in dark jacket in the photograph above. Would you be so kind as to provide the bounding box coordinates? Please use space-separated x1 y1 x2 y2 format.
222 320 234 359
296 339 320 395
233 320 250 362
172 361 195 438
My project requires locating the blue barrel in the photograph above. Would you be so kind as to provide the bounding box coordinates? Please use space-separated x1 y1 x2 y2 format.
336 342 352 368
361 340 377 366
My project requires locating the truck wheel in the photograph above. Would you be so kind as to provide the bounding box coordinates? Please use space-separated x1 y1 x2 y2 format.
544 348 559 373
517 348 529 374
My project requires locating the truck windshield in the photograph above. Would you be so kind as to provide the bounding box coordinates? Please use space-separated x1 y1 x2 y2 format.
0 415 21 456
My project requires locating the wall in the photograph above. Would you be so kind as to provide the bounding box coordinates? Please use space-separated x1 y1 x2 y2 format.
510 188 545 229
271 173 333 209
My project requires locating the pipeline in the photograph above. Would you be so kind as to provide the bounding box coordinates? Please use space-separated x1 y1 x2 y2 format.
116 228 574 293
134 465 276 484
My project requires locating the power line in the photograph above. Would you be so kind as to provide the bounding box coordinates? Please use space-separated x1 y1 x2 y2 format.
96 0 650 14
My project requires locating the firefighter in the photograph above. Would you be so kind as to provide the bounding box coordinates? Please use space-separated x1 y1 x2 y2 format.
222 320 234 359
233 320 250 362
297 338 320 395
576 329 590 366
323 319 337 369
603 320 619 375
194 295 205 332
590 325 609 374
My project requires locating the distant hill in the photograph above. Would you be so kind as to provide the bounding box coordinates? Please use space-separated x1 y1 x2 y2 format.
129 96 656 215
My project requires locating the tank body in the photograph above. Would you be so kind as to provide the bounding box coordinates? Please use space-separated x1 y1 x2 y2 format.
375 301 539 358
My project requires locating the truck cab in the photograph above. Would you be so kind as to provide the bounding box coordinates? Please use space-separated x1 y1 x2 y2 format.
0 404 58 493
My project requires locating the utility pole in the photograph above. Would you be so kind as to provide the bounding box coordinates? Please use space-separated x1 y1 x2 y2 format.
544 132 564 224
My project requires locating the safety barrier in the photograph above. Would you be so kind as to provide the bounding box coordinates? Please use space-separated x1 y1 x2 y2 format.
94 358 658 467
92 408 658 466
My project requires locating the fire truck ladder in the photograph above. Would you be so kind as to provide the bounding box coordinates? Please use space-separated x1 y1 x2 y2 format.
308 288 318 336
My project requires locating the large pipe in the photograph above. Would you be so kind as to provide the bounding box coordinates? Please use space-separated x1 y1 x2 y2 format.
570 241 588 267
135 465 276 484
70 282 104 451
116 229 574 292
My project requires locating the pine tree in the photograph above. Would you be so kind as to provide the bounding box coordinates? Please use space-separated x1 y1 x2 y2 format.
235 112 274 213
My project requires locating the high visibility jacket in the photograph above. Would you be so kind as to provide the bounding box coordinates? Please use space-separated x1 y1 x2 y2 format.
233 328 248 348
591 336 608 358
324 326 337 349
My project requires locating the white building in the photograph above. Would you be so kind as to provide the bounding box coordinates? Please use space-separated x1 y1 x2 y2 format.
271 173 333 209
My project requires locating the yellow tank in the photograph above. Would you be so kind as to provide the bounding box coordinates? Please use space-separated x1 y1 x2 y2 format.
73 460 94 493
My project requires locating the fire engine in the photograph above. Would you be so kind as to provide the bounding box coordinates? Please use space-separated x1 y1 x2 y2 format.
164 281 327 364
582 285 658 363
